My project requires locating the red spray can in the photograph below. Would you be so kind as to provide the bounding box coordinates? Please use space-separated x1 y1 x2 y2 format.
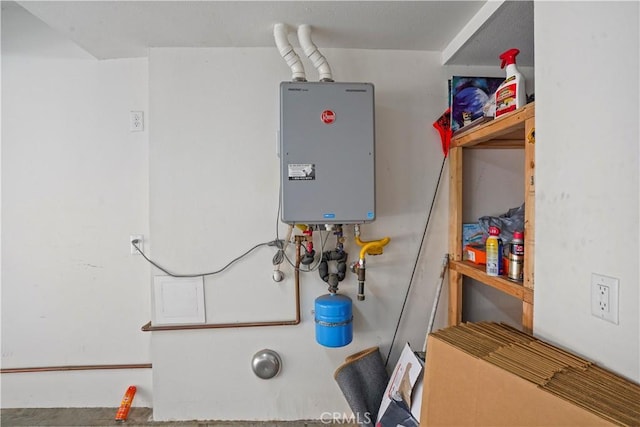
115 385 137 422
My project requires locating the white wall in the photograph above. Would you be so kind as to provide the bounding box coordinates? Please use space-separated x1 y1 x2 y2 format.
8 0 638 416
1 4 152 407
534 2 639 381
148 47 449 420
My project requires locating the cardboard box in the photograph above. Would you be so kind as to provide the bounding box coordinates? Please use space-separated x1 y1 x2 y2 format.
464 244 486 264
420 323 639 426
462 223 485 247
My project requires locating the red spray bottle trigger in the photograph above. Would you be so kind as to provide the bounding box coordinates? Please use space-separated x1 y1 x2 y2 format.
499 48 520 69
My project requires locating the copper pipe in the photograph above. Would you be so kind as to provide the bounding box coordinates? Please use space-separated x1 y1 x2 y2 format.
141 238 302 332
1 363 152 374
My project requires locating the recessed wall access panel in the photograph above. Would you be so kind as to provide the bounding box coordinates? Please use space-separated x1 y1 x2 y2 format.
153 276 205 325
280 82 375 224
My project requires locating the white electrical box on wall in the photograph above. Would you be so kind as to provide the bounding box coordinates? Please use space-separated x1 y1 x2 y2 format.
279 82 375 225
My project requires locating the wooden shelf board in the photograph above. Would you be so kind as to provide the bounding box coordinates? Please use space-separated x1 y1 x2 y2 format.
449 260 533 303
452 102 535 148
473 139 524 149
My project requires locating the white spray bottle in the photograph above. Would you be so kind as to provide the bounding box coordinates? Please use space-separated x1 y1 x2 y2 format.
494 48 526 118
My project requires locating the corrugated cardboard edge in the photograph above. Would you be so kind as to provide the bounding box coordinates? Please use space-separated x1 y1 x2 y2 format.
421 334 614 426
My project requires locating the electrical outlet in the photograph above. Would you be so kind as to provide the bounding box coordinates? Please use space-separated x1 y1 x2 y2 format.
591 273 619 324
597 285 609 312
130 235 143 255
130 111 144 132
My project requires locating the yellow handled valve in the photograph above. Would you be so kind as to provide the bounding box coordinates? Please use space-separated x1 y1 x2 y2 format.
352 235 391 301
356 236 391 259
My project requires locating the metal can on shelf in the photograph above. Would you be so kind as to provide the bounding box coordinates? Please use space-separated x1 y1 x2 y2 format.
508 231 524 282
486 226 502 277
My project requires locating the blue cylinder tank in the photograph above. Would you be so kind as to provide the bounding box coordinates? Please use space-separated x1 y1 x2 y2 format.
314 293 353 348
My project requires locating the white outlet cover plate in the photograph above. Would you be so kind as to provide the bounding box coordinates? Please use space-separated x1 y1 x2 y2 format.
591 273 619 324
130 110 144 132
153 276 205 325
130 234 143 255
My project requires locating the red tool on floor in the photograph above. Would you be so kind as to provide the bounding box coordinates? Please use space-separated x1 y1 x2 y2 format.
115 385 136 422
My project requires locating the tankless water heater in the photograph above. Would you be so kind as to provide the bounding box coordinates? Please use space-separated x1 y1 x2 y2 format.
279 82 375 225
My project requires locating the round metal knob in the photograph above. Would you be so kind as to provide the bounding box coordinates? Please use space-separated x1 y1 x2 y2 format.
251 349 282 379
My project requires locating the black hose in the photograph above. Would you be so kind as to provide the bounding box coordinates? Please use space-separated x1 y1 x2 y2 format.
318 250 348 283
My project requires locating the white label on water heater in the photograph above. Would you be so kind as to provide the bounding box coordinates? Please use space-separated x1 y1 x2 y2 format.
288 163 315 180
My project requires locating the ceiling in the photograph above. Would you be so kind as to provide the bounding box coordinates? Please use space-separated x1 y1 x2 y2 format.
9 0 534 66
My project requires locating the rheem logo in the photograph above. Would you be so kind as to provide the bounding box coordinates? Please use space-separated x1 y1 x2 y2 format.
321 110 336 124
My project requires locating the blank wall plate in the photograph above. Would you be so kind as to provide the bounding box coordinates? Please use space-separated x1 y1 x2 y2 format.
153 276 205 325
591 273 619 324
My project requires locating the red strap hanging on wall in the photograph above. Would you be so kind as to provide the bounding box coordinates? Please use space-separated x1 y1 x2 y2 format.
433 108 452 158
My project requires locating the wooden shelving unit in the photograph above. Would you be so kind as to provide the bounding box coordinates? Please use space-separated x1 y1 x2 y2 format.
448 102 535 332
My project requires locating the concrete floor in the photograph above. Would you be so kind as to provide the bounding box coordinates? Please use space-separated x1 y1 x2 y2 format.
0 408 352 427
